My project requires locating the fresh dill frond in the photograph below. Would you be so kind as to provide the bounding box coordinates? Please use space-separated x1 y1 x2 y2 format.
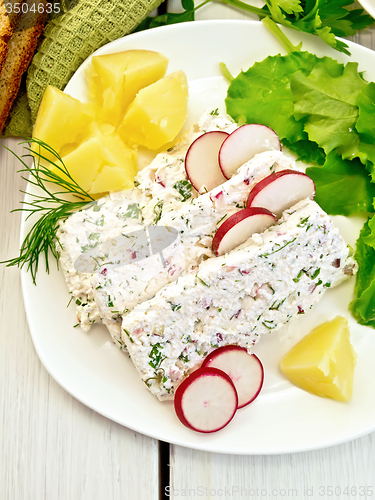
1 138 94 284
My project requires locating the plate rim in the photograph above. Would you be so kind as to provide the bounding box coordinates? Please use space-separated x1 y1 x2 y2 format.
21 18 375 455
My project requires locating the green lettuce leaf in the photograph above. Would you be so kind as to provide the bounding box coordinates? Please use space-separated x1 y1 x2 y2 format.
349 218 375 328
345 142 375 175
363 215 375 248
356 82 375 144
226 52 321 144
291 61 367 155
306 152 375 216
283 138 325 165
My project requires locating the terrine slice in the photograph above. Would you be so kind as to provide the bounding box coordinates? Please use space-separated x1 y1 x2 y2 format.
92 150 297 338
120 198 356 400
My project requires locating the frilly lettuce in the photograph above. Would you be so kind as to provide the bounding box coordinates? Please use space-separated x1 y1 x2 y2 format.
350 219 375 328
226 51 320 143
306 152 375 216
291 62 367 157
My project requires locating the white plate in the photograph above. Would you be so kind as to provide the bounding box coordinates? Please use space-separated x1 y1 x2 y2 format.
358 0 375 19
22 20 375 455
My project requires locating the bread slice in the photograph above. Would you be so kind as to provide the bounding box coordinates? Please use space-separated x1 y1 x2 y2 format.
0 0 12 38
7 0 28 29
0 0 46 134
0 0 13 78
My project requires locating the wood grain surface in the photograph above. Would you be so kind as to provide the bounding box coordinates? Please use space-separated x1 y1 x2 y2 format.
0 139 160 500
1 2 375 499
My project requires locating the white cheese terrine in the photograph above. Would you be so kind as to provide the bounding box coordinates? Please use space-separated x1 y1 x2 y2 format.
91 149 298 339
57 111 237 331
57 189 146 330
120 198 357 400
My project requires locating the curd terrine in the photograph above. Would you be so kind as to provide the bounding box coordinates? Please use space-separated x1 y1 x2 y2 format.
91 149 298 339
120 198 357 399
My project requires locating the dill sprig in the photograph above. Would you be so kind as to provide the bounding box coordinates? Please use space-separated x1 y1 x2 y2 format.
1 138 94 284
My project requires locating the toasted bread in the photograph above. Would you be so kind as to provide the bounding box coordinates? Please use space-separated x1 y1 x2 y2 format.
7 0 28 29
0 0 46 134
0 0 13 78
0 0 12 38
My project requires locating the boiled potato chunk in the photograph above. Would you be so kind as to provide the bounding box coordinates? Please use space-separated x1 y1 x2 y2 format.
89 133 137 194
280 317 356 401
87 50 168 126
60 132 136 194
60 136 103 192
90 165 133 195
117 70 188 150
32 85 94 161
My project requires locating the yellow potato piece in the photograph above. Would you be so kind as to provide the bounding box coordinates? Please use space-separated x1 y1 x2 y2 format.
58 132 137 194
89 133 137 194
90 165 134 195
280 317 356 401
117 70 188 150
59 136 103 193
86 49 168 126
32 85 95 162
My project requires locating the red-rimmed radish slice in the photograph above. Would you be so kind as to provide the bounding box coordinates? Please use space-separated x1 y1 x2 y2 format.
246 170 315 218
174 367 238 433
202 346 264 408
219 124 281 179
212 207 276 256
185 131 228 193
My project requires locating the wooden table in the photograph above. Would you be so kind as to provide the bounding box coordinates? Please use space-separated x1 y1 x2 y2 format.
1 3 375 499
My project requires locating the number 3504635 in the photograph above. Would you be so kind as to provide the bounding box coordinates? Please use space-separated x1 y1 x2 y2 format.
5 2 61 14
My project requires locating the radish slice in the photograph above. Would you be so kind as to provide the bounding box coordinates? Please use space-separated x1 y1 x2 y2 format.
247 170 315 218
219 124 281 179
185 131 228 193
202 346 264 408
174 367 238 433
212 207 276 256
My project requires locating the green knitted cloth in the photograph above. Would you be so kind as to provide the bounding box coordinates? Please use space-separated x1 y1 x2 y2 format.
2 0 164 137
2 91 33 138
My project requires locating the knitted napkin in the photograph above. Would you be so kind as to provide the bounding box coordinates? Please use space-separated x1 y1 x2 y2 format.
2 0 164 137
